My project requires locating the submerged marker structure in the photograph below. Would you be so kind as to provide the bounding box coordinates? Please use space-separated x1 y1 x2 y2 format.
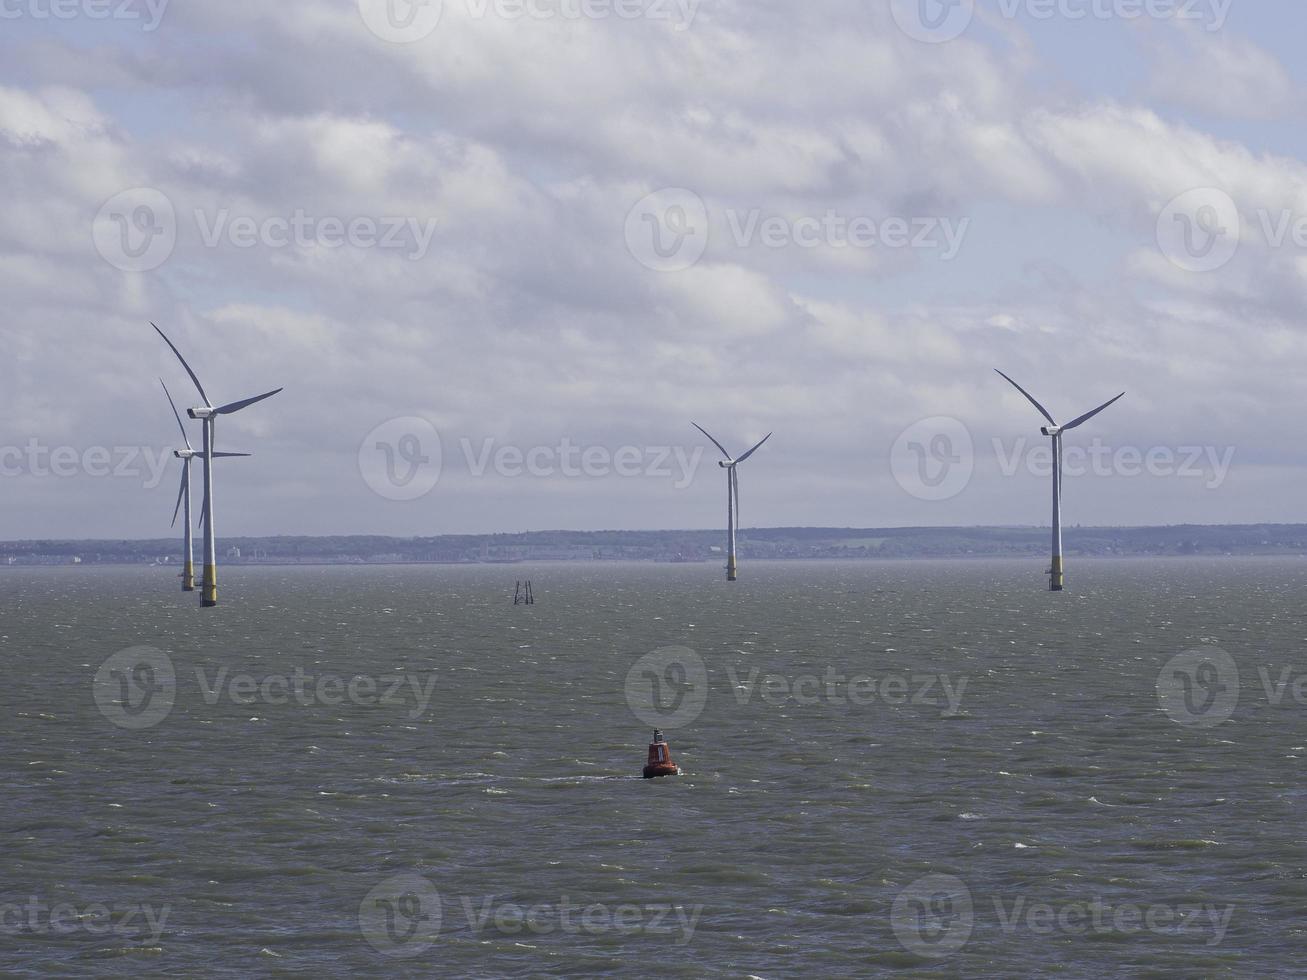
642 730 679 778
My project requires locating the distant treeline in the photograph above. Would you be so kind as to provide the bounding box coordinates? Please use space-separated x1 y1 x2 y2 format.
4 525 1307 565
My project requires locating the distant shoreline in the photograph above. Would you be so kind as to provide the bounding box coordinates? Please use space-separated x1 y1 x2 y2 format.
4 554 1306 571
3 524 1305 566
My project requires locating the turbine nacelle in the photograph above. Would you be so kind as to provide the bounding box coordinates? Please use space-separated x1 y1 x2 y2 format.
174 449 198 460
717 459 736 468
1040 425 1063 437
188 406 216 420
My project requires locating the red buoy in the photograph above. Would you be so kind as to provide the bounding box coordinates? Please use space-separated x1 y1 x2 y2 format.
643 729 679 778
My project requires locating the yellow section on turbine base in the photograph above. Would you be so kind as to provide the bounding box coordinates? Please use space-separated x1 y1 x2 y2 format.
182 561 195 592
726 556 738 582
202 565 218 607
1050 556 1064 592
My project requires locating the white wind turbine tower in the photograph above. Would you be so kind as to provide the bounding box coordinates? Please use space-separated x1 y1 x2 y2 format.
995 369 1124 592
154 323 282 607
692 423 772 582
161 380 249 592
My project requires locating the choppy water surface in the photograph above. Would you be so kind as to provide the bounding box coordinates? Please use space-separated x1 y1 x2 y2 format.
4 558 1307 976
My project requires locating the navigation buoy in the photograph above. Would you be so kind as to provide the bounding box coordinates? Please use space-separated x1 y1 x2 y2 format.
642 730 679 778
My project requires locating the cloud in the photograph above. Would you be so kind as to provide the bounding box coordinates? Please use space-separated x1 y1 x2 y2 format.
0 4 1306 536
1144 22 1299 121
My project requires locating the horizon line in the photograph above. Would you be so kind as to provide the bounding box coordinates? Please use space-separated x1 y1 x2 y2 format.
2 521 1305 545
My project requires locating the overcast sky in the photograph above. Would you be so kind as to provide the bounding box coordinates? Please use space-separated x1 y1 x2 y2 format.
2 0 1305 539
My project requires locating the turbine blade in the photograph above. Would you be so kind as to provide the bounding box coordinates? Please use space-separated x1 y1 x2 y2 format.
994 369 1055 426
1062 392 1125 431
735 432 772 464
171 466 186 528
198 486 208 530
691 422 731 459
160 379 192 450
212 452 252 458
152 322 211 408
216 388 283 415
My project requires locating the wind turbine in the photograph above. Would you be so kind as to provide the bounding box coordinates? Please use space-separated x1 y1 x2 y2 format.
160 380 249 592
692 423 771 582
994 370 1124 592
153 323 282 607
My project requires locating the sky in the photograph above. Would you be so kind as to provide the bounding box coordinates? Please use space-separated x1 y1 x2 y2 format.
2 0 1306 538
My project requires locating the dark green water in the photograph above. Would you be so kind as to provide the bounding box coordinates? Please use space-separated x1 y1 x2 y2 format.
4 559 1307 976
